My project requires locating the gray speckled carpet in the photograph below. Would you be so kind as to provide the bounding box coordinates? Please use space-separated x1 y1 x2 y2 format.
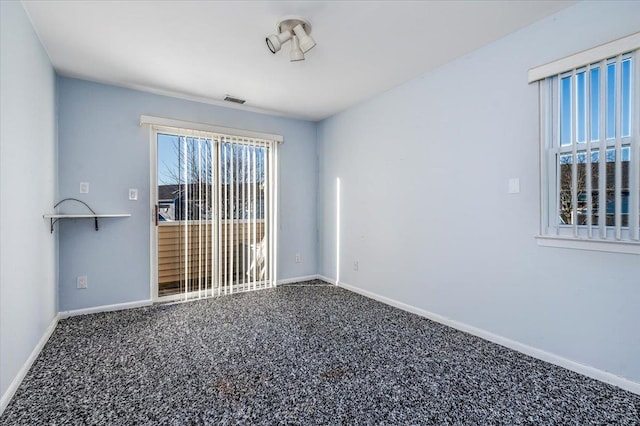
2 280 639 425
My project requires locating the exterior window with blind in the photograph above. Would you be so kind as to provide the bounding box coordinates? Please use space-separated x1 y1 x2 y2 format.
530 33 640 253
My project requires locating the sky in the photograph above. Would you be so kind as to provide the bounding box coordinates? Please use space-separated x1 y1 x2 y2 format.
560 58 632 147
157 133 267 186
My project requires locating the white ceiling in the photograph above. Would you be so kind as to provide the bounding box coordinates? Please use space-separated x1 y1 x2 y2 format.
22 0 574 122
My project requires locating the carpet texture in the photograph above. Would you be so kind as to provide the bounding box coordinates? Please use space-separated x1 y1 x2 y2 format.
2 281 639 425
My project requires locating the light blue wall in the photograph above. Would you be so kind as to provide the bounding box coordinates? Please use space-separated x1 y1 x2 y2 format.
0 1 58 402
57 78 317 311
317 1 640 383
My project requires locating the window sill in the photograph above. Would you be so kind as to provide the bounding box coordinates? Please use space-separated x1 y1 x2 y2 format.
535 235 640 255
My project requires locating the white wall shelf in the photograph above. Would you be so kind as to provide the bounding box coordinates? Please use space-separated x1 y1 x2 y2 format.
43 214 131 233
44 198 130 233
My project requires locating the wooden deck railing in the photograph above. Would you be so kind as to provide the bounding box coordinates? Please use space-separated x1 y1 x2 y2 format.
158 221 266 294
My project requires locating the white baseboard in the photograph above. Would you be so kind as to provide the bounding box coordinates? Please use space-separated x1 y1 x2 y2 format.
59 299 153 319
316 275 337 285
337 280 640 396
277 274 323 285
0 313 60 415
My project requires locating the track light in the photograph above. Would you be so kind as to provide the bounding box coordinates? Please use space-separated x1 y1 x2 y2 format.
289 36 304 62
293 24 316 53
265 30 292 54
266 17 315 62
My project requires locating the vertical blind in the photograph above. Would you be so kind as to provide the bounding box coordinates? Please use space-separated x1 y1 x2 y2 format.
154 126 278 300
540 51 639 241
531 33 640 246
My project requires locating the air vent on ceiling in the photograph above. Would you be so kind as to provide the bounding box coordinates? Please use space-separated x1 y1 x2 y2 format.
224 95 246 104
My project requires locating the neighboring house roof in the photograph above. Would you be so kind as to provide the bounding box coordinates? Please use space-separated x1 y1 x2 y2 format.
158 184 265 202
158 184 181 201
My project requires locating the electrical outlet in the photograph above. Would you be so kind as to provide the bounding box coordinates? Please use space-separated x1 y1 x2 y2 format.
77 275 88 289
295 253 302 263
353 261 359 271
129 188 138 200
79 182 89 194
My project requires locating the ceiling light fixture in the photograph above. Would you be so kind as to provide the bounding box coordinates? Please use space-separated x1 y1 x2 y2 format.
266 30 292 54
266 16 315 62
292 24 316 53
289 36 304 62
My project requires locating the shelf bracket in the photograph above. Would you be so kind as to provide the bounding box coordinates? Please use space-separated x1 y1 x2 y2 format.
49 198 98 234
50 217 58 233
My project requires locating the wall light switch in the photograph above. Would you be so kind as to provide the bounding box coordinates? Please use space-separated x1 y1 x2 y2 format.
129 188 138 201
508 178 520 194
79 182 89 194
77 275 88 289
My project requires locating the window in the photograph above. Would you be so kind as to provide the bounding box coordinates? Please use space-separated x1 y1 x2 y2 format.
531 34 639 253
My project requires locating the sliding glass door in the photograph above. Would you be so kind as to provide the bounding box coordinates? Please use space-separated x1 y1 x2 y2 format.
153 128 277 301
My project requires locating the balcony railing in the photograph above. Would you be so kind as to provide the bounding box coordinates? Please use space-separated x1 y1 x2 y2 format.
158 220 266 297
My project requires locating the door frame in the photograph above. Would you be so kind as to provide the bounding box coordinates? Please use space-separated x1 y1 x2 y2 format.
145 117 282 303
149 126 160 302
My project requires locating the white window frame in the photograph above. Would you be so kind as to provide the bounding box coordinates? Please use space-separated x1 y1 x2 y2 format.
531 33 640 254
